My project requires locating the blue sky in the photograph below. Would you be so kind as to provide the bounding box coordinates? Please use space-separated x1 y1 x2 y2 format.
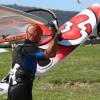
0 0 100 11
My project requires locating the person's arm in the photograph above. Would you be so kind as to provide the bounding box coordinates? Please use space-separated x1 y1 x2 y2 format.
44 38 58 58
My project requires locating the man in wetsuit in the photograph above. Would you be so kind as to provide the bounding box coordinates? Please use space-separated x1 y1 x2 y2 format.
8 23 58 100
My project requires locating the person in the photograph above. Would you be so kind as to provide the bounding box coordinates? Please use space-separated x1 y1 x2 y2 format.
7 23 58 100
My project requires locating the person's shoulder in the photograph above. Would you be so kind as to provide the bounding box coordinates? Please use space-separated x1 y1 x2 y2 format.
16 43 24 47
13 43 25 51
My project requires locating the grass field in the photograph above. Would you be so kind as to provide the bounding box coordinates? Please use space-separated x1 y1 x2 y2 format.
0 44 100 100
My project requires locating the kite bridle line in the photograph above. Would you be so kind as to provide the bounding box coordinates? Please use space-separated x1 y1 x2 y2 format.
25 8 59 27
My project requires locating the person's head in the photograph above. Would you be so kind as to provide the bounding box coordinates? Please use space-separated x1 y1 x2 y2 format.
26 23 43 43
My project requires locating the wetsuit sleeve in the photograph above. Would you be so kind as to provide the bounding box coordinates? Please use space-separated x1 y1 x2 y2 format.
35 50 45 59
20 50 45 74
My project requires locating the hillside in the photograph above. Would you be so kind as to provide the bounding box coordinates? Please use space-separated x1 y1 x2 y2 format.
5 4 78 26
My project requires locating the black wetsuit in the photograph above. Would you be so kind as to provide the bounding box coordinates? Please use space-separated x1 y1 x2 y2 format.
8 40 45 100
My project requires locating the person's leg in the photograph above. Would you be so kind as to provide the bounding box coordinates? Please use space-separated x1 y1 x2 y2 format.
8 80 33 100
8 67 34 100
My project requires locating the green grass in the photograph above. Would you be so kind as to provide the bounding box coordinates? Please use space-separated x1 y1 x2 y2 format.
0 45 100 100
